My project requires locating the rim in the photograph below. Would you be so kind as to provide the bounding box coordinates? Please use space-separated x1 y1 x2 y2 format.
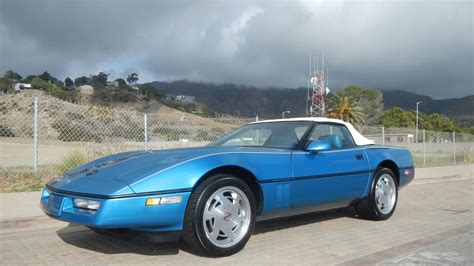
202 186 251 248
375 174 397 214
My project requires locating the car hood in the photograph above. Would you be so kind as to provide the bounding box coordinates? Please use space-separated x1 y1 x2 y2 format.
48 146 273 196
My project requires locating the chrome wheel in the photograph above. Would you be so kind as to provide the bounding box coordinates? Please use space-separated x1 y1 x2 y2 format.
375 174 396 214
202 186 251 248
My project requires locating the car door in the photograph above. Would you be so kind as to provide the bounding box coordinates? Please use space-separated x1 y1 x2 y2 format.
291 123 371 211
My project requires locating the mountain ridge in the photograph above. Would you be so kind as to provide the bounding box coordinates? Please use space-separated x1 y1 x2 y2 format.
150 80 473 123
382 90 474 123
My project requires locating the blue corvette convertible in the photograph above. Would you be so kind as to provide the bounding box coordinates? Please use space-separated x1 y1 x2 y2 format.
41 117 414 256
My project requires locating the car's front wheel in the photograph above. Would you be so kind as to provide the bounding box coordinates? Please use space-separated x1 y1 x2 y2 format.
356 167 398 220
183 174 256 256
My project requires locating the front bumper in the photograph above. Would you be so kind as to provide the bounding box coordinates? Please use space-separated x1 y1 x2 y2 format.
40 188 191 232
399 166 415 188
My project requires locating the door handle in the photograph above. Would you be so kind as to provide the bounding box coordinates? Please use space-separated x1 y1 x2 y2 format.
355 154 364 160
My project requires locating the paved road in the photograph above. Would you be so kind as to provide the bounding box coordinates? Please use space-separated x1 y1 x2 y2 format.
380 230 473 265
0 179 472 265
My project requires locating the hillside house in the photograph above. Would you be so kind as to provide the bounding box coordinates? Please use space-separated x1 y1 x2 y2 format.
176 95 196 103
106 81 120 88
13 83 32 91
165 94 176 101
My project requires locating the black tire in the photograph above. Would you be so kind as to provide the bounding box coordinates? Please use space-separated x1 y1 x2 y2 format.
356 167 398 221
182 174 256 257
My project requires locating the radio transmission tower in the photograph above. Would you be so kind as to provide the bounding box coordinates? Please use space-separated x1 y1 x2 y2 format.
307 53 328 117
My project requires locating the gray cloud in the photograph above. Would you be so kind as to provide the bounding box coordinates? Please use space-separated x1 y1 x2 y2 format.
0 0 472 98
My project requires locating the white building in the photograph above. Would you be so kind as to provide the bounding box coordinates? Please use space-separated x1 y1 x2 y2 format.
176 95 196 103
78 85 94 95
14 83 31 91
365 133 414 144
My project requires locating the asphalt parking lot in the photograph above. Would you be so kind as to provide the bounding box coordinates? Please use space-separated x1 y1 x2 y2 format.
0 178 472 265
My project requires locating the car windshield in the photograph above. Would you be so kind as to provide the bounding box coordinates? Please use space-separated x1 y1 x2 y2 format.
209 121 313 149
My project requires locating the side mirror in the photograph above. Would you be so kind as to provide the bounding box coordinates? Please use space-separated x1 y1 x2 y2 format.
306 140 331 154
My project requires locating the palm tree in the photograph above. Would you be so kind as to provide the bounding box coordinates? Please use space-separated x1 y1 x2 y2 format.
327 95 364 126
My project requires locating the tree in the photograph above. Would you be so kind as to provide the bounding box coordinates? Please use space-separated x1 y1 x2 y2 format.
2 70 23 92
23 75 37 83
327 95 364 126
92 72 109 85
30 77 52 91
64 77 74 88
382 108 415 128
115 78 127 87
38 71 52 82
334 86 383 127
37 71 63 87
426 113 457 132
138 83 164 99
112 88 136 102
74 76 89 86
4 70 23 81
382 108 464 133
0 78 8 93
127 73 138 85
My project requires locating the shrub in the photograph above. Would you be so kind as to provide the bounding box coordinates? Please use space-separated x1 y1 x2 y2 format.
112 124 145 142
52 121 103 143
55 151 91 173
66 112 85 120
153 127 189 141
195 130 212 141
0 125 15 137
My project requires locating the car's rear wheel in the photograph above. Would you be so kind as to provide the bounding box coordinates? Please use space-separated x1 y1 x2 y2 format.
183 174 256 256
356 167 398 220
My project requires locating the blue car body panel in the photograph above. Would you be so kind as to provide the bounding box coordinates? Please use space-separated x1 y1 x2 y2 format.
364 145 415 187
41 188 190 231
291 148 371 211
41 127 414 233
128 147 293 194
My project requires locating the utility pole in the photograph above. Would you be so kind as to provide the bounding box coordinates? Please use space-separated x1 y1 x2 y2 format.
416 101 422 143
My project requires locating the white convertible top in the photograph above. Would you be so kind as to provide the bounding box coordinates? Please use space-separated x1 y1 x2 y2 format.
251 117 375 146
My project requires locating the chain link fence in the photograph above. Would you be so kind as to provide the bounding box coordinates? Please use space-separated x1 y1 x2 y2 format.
0 96 256 191
361 126 474 168
1 95 473 191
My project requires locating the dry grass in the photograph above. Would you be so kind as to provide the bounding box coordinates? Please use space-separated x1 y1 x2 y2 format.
412 148 473 168
0 144 138 192
0 168 53 192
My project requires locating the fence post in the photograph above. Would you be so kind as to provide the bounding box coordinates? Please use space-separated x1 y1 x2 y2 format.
423 129 426 166
144 113 148 151
33 97 38 174
453 131 456 164
382 126 385 145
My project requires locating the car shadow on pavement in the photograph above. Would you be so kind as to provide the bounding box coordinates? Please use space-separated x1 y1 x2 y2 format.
56 207 357 257
254 207 357 235
57 225 182 256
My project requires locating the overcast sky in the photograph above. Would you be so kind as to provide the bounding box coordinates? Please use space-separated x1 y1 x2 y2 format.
0 0 472 98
